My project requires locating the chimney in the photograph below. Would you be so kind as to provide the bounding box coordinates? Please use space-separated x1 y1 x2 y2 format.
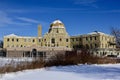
38 24 42 37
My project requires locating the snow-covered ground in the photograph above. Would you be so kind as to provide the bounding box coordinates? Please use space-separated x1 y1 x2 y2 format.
1 64 120 80
0 57 33 67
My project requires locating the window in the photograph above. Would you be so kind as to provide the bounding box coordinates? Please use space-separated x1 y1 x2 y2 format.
51 38 55 43
39 39 41 42
33 39 35 42
12 38 14 42
60 38 62 41
94 36 97 40
57 44 59 47
72 38 74 42
45 44 47 46
79 38 82 41
16 39 19 42
90 44 92 48
95 44 97 48
86 44 89 49
90 37 92 40
117 53 119 55
111 53 113 55
76 38 78 41
86 37 88 41
44 39 46 41
7 38 9 42
66 39 69 42
48 44 50 47
56 29 59 33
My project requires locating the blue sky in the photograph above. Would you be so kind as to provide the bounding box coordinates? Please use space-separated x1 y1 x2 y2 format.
0 0 120 40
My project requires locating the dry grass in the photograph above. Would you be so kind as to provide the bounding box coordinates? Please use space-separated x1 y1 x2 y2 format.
0 58 44 74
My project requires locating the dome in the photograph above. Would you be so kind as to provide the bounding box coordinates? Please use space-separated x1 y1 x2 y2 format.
50 20 65 28
52 20 62 24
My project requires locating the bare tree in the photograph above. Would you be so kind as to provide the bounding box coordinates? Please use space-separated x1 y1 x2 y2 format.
111 27 120 47
0 40 3 48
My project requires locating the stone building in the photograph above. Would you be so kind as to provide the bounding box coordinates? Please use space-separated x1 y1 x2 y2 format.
3 20 120 57
71 32 118 56
3 20 71 57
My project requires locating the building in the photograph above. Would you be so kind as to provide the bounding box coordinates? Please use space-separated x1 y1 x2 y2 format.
71 32 119 56
3 20 120 57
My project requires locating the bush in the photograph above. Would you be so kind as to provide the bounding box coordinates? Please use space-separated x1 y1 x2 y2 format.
0 50 119 74
45 50 120 67
0 58 44 74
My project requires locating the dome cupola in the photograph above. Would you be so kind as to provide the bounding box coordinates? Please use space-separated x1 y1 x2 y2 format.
50 20 65 28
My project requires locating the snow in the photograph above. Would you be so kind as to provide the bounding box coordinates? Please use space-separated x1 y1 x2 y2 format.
1 64 120 80
52 20 62 24
4 34 36 38
0 57 33 67
4 34 18 37
88 31 105 35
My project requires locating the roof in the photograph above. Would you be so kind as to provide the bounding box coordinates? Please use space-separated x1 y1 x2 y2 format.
52 20 62 24
71 31 114 37
88 31 114 37
4 34 38 38
5 34 18 37
50 20 65 28
88 31 105 35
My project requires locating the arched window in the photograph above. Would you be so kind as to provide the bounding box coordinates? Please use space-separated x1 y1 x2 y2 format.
51 38 55 43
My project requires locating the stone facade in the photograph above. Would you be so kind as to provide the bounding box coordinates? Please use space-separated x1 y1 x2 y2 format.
3 20 120 57
71 32 116 49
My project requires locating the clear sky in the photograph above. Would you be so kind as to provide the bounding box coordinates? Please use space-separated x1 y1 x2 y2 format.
0 0 120 40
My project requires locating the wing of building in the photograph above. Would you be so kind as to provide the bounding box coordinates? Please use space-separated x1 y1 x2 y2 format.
3 20 120 57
